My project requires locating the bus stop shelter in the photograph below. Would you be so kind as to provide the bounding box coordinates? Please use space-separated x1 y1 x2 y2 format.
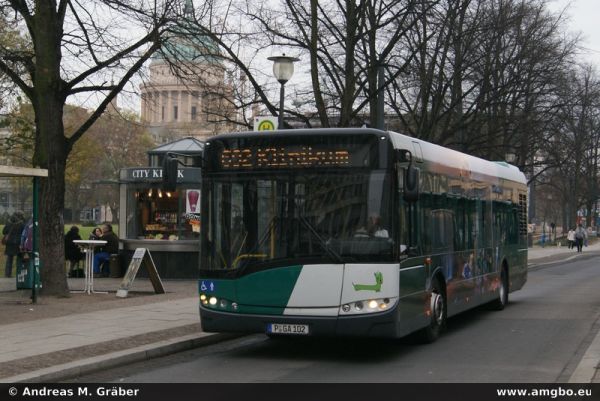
0 165 48 303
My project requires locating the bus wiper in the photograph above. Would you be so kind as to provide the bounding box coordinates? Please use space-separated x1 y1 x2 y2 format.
296 214 344 264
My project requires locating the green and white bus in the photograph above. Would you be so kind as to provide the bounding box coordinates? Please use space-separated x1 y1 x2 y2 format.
198 128 527 341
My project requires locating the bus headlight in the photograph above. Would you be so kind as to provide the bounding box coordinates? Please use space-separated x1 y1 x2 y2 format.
339 297 397 315
200 294 236 311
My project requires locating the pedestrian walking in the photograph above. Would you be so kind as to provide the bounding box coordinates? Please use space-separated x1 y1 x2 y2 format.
575 224 587 253
567 228 575 249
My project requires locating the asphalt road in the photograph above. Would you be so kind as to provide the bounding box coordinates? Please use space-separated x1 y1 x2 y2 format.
73 255 600 383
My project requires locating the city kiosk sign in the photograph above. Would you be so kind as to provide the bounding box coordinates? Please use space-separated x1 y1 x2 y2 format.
120 167 201 183
131 168 176 179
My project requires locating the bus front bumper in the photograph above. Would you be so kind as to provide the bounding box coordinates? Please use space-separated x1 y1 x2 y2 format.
199 305 400 338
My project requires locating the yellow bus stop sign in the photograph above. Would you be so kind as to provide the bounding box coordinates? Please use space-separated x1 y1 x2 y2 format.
254 117 278 131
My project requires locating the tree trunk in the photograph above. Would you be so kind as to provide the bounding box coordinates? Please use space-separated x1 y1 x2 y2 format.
32 1 69 296
339 0 359 127
38 144 69 296
31 91 69 295
309 0 329 128
32 92 69 295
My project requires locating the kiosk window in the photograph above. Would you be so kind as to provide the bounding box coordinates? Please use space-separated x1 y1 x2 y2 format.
126 186 200 240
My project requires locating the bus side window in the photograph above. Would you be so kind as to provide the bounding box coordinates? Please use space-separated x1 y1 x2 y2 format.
509 208 519 244
420 194 432 254
492 202 503 245
431 209 454 252
465 198 475 250
453 199 465 251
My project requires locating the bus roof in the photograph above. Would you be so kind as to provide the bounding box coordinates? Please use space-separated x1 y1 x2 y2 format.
387 130 527 186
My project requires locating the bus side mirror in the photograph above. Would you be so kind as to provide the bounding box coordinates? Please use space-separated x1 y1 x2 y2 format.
404 165 419 202
162 155 178 192
395 149 411 163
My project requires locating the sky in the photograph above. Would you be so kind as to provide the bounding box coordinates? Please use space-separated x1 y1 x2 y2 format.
547 0 600 67
70 0 600 115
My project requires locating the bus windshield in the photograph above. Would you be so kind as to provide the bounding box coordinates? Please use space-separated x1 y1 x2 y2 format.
201 170 394 273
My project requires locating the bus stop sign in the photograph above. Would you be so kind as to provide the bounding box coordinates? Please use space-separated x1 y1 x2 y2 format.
254 116 278 131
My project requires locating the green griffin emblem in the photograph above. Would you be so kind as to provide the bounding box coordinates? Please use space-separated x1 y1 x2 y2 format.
352 272 383 292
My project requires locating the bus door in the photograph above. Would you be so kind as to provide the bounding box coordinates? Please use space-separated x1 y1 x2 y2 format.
431 209 454 282
397 179 428 331
475 188 496 300
469 189 492 301
452 195 480 308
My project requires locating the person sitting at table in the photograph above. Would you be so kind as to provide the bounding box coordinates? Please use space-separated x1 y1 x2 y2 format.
93 223 119 277
65 226 84 277
89 227 102 240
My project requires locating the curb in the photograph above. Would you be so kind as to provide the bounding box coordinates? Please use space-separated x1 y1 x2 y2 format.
528 254 581 269
528 250 600 269
569 325 600 383
3 332 239 383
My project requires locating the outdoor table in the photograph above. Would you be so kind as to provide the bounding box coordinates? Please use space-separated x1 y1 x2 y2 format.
71 240 107 294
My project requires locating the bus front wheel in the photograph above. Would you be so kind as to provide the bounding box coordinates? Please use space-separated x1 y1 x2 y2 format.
419 277 446 343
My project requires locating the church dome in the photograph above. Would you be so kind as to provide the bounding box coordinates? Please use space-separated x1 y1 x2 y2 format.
150 33 221 66
150 0 221 66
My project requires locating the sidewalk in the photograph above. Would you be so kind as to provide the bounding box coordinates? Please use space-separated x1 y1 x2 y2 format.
0 278 235 383
528 239 600 266
0 244 599 383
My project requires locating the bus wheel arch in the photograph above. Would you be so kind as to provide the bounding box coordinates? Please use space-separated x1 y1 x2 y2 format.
490 260 509 310
419 272 447 343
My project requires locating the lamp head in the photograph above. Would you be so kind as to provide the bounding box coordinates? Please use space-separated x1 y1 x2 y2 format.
268 54 300 84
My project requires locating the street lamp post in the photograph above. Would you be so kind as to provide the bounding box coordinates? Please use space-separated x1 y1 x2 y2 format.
267 54 299 129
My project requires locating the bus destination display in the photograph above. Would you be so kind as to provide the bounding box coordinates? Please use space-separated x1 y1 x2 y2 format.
220 146 352 169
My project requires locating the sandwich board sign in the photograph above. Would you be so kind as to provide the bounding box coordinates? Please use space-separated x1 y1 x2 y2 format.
254 116 278 131
116 248 165 298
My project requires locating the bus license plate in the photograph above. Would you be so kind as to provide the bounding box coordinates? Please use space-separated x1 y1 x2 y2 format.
267 323 309 335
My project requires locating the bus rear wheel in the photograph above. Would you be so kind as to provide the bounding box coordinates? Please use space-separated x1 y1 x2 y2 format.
418 277 446 343
489 266 508 310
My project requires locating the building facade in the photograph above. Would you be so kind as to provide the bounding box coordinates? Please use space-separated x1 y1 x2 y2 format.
139 2 237 143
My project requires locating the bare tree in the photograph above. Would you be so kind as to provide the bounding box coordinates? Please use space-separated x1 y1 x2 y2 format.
0 0 182 295
542 65 600 229
164 0 427 129
387 0 575 169
271 0 425 127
